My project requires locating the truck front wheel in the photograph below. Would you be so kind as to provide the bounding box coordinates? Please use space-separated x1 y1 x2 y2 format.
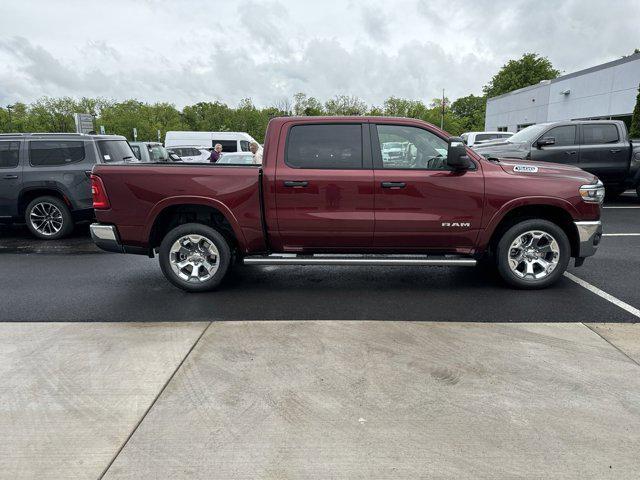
158 223 232 292
495 219 570 289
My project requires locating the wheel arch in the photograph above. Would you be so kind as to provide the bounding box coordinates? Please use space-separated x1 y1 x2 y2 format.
19 187 73 216
146 198 246 253
483 202 580 258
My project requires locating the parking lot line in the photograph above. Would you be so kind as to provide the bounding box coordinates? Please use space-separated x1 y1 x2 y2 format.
602 233 640 236
564 272 640 320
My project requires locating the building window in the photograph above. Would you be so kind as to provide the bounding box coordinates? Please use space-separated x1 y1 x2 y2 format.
497 126 508 132
517 123 535 132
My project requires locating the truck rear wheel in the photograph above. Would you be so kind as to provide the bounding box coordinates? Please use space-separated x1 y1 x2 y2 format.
158 223 232 292
496 219 570 289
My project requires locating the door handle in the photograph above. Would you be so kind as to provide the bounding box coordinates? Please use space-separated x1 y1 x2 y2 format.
381 181 406 189
610 149 621 153
283 180 308 188
2 174 18 179
564 151 577 155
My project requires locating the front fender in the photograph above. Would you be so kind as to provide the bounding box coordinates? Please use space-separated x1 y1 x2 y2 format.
477 196 581 251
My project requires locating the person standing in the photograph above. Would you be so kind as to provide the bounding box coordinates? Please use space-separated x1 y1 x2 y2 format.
209 143 223 162
249 141 263 164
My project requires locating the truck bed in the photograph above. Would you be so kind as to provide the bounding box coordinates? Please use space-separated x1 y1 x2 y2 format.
92 163 265 251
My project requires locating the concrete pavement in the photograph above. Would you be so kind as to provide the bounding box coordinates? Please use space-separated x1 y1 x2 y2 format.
2 321 640 479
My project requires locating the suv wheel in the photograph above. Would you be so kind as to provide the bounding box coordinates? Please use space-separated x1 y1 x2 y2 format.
158 223 232 292
25 196 74 240
496 219 570 289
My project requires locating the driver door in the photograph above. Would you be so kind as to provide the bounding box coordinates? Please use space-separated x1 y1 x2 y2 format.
372 123 484 252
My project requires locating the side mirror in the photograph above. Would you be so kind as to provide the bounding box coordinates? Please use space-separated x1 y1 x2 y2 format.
447 137 471 171
537 137 555 148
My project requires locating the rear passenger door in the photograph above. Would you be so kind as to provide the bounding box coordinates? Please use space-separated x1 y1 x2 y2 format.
579 123 629 184
274 122 374 250
0 140 23 218
530 125 578 165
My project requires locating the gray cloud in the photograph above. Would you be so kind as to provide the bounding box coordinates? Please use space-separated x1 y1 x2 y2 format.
0 0 638 108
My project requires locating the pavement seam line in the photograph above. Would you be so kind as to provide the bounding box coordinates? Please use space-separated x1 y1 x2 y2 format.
97 321 213 480
581 323 640 369
564 272 640 320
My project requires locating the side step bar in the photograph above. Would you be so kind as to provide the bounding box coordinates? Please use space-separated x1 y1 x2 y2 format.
243 254 477 267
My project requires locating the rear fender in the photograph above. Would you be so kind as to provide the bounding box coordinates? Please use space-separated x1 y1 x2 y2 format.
143 195 248 249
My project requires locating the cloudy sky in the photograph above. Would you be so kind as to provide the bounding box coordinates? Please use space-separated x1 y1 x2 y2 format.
0 0 638 108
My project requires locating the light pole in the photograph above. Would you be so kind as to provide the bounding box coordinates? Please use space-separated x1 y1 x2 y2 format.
6 104 14 131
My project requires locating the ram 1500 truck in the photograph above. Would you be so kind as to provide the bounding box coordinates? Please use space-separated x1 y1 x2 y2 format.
474 120 640 198
89 116 603 292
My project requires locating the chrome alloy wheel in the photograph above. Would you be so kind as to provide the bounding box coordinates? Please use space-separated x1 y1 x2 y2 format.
507 230 560 280
169 234 220 282
29 202 64 236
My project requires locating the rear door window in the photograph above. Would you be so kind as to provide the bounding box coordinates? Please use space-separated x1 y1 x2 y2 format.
542 125 576 146
285 124 363 169
0 141 20 168
582 124 619 144
240 140 250 152
29 140 85 166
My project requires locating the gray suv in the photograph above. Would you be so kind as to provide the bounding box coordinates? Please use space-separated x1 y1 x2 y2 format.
0 133 135 239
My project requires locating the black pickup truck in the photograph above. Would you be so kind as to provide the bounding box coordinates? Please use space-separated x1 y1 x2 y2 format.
474 120 640 197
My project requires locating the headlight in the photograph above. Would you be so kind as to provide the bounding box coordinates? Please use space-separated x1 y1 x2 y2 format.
579 180 605 204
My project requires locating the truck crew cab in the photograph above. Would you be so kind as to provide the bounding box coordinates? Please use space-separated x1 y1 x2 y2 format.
89 117 603 291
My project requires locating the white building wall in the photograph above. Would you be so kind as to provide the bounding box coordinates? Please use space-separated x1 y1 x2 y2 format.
484 54 640 131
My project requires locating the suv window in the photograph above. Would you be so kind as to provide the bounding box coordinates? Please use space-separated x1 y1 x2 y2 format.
212 140 238 152
0 141 20 168
542 125 576 146
286 124 363 169
149 145 169 161
131 145 142 160
376 124 449 170
29 140 85 166
97 140 136 163
583 124 619 144
240 140 250 152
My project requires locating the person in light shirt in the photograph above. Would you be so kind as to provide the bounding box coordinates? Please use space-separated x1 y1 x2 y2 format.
249 141 263 164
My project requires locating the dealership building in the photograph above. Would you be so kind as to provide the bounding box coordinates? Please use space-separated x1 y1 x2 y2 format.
484 52 640 132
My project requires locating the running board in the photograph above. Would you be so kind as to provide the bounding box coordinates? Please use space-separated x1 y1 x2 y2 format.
243 254 477 266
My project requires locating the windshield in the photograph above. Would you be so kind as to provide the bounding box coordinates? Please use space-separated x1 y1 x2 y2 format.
508 124 549 144
97 140 136 163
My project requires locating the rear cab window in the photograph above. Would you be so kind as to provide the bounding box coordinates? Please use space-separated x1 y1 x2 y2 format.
0 141 20 168
285 124 363 169
29 140 85 166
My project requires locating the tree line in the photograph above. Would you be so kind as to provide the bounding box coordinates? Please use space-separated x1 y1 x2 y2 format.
0 53 563 142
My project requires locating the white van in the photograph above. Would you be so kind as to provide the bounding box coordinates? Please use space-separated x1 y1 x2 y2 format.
164 131 257 153
461 131 514 147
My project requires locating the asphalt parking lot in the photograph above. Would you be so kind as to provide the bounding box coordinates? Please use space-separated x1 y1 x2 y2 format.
2 192 640 479
0 191 638 323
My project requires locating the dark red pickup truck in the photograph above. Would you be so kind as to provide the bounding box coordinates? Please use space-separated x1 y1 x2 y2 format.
90 116 603 291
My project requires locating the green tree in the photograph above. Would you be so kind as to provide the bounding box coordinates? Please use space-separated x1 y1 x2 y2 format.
630 83 640 138
324 95 368 116
483 53 560 98
451 94 486 132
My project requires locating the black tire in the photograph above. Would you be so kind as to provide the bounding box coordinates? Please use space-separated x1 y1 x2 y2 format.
158 223 232 292
24 196 74 240
496 219 570 289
